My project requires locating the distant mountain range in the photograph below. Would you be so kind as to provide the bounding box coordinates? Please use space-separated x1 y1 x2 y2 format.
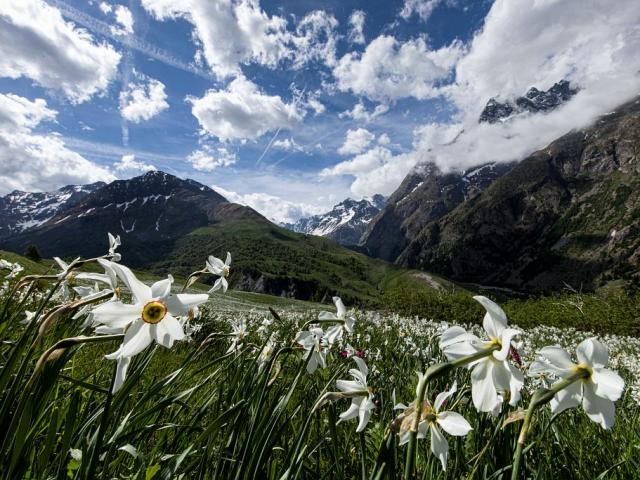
0 171 403 303
479 80 578 123
283 195 385 245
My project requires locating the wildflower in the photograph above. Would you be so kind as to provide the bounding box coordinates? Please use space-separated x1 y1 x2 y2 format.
439 296 523 414
394 382 472 470
320 296 356 345
108 232 122 261
257 317 273 337
90 261 208 378
531 338 624 428
258 337 276 370
227 319 247 353
295 327 328 374
336 357 375 432
206 252 231 293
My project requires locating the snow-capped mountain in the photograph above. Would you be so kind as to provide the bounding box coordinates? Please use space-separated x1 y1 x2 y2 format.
285 195 386 245
0 182 105 240
479 80 578 123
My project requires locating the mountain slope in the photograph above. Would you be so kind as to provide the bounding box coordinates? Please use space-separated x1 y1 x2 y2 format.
400 96 640 291
0 182 105 240
285 195 385 245
361 162 513 261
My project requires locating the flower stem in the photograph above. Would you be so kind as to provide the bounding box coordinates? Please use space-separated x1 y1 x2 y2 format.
511 369 590 480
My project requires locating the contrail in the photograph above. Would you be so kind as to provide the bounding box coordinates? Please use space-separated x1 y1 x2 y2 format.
47 0 216 81
255 127 282 166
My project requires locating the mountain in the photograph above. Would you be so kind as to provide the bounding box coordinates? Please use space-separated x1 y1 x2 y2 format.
0 171 414 303
284 195 386 245
479 80 578 123
0 182 105 241
399 95 640 291
360 162 514 261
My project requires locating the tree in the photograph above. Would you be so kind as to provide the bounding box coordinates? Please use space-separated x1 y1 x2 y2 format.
24 245 41 262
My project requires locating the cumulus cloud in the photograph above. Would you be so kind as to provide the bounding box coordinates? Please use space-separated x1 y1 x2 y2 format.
213 185 325 224
188 75 304 141
339 102 389 122
348 10 365 45
290 11 340 69
333 35 463 102
112 5 134 36
337 128 375 155
399 0 441 21
99 2 113 14
0 93 115 194
187 146 237 171
0 0 121 104
119 74 169 123
273 138 304 152
114 154 156 173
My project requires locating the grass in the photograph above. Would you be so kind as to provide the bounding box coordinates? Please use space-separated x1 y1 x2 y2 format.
0 253 638 479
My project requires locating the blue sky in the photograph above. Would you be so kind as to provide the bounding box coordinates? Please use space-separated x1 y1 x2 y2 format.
1 0 639 222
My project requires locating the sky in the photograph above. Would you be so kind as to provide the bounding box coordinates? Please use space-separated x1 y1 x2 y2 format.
1 0 639 223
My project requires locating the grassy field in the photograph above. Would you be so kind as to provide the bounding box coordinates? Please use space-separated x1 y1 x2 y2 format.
0 250 638 479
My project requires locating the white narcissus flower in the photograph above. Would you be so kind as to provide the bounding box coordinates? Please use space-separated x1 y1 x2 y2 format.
227 319 247 354
295 327 328 374
53 256 80 301
206 252 231 293
395 382 472 470
336 357 375 432
90 261 208 392
439 296 524 414
531 339 625 429
321 296 356 345
108 232 122 261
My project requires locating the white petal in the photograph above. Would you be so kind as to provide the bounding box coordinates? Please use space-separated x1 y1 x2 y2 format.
207 255 224 270
339 401 360 421
333 296 346 318
471 359 501 413
591 368 624 402
550 380 582 414
119 320 153 357
209 277 223 293
353 356 368 377
437 411 472 436
324 325 343 345
112 356 131 393
156 315 185 347
318 311 339 321
357 397 374 432
474 295 507 338
434 382 457 413
221 277 228 293
91 302 140 328
582 381 616 429
151 277 173 299
537 346 575 375
576 338 608 369
109 261 151 304
430 424 449 471
224 252 231 266
165 293 209 317
493 328 521 361
507 363 524 406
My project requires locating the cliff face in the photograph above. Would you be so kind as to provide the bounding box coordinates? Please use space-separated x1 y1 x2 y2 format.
399 97 640 291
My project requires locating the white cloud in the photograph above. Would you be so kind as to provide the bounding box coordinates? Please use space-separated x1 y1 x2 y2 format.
348 10 365 45
213 185 325 224
119 74 169 123
337 128 375 155
187 147 237 171
333 35 463 102
188 75 304 141
114 154 156 172
273 138 304 152
339 102 389 122
99 2 113 15
399 0 441 21
291 11 340 69
0 93 115 194
0 0 121 104
112 5 134 36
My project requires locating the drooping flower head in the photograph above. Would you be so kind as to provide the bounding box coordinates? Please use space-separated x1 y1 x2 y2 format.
206 252 231 293
295 327 328 374
336 357 375 432
394 381 472 470
530 338 624 429
439 296 524 414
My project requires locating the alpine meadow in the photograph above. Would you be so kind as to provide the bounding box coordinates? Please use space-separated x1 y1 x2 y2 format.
1 1 640 479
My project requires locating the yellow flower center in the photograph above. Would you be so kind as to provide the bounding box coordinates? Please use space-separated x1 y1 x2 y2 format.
142 300 167 324
573 363 593 379
223 266 230 278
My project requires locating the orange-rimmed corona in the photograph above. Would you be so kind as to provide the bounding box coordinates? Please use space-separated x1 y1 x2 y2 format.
142 300 167 324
